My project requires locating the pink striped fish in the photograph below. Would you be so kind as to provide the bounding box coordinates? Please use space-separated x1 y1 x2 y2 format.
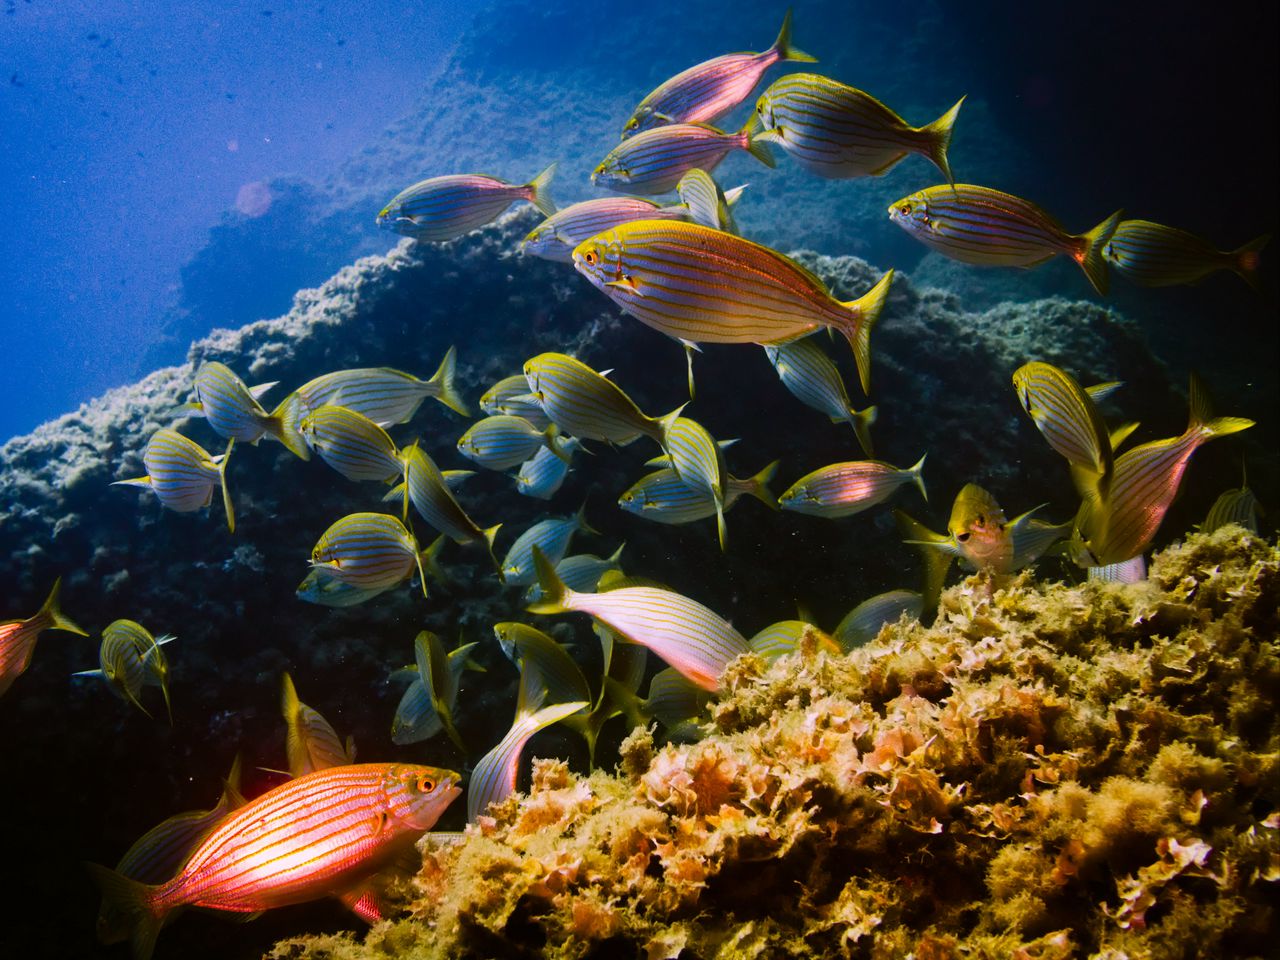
0 578 87 697
88 763 460 960
780 455 927 519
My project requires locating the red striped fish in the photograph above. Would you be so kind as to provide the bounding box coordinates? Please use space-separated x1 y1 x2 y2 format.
0 578 87 697
376 166 556 241
780 456 927 519
592 122 774 196
88 763 461 960
572 220 894 394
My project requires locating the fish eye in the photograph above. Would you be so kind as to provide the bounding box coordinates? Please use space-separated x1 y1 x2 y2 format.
417 775 436 793
584 250 598 265
898 203 912 216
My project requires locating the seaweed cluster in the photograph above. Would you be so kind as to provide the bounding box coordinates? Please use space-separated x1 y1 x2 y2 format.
266 525 1277 960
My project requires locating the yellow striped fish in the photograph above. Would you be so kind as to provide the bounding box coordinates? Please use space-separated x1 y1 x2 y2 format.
0 578 87 698
377 165 556 241
753 73 963 183
528 548 748 691
500 503 598 586
524 352 681 446
764 336 877 455
622 10 815 138
73 620 175 722
592 122 774 196
309 512 432 597
675 168 743 234
287 349 469 423
281 672 356 778
457 415 569 471
89 763 461 959
888 184 1122 296
525 544 626 603
390 631 476 747
1201 468 1260 534
618 461 778 526
662 415 729 550
780 455 926 519
832 590 923 650
573 220 894 394
390 445 502 562
515 439 581 500
295 566 396 608
1012 362 1113 495
748 620 841 660
300 405 405 483
191 361 310 459
113 429 236 533
523 197 692 263
1105 220 1269 292
479 374 552 428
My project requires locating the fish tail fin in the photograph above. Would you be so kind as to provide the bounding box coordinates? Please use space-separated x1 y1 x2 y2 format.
741 120 778 168
906 453 928 502
526 162 558 217
771 8 817 63
848 404 878 458
482 524 504 577
746 460 781 511
894 509 953 620
38 577 89 637
1229 233 1270 294
1187 374 1255 442
85 863 165 960
527 546 571 614
216 438 237 534
837 269 894 396
428 346 470 416
421 535 448 584
265 393 312 461
1076 209 1123 296
918 95 965 186
575 500 601 536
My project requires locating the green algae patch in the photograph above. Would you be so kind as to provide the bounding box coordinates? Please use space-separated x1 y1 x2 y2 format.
270 527 1280 959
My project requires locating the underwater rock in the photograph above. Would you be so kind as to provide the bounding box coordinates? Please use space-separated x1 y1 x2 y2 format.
267 526 1280 960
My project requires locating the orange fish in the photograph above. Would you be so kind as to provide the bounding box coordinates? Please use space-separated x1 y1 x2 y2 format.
88 763 460 959
0 578 87 697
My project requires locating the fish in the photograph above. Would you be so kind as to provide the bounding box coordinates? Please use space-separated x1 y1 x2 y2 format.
1012 362 1113 493
390 633 478 747
661 415 730 550
286 349 469 424
479 374 552 428
295 567 396 608
618 462 778 526
376 165 557 241
621 10 815 138
780 455 927 518
634 667 714 737
1071 376 1253 566
592 121 774 196
523 351 682 446
500 503 598 586
514 438 582 500
0 578 87 698
1104 220 1269 292
389 445 502 562
752 73 963 183
572 220 895 394
281 672 355 778
832 590 923 650
191 361 310 459
500 623 607 762
457 415 569 472
89 763 461 959
888 184 1122 296
299 405 405 484
73 620 175 722
674 168 743 234
308 512 433 597
1201 468 1261 534
529 547 749 691
764 336 877 455
96 756 247 945
113 429 236 533
522 197 694 263
525 544 627 602
747 620 841 660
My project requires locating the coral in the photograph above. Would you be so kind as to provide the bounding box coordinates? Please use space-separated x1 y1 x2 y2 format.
270 527 1280 959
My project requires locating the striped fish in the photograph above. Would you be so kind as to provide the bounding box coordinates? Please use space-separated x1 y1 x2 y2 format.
114 429 237 533
391 445 502 560
888 184 1122 296
780 455 926 519
572 220 895 394
1087 556 1148 584
1201 473 1260 535
97 756 247 945
622 10 815 137
501 503 598 586
833 590 923 650
636 667 713 735
192 362 310 459
89 763 461 958
662 415 729 550
376 165 556 241
748 620 841 660
0 578 87 698
674 168 743 234
1073 376 1253 566
753 74 964 183
390 634 476 747
1105 220 1269 292
522 197 691 262
282 672 355 778
479 374 552 428
457 415 568 472
529 548 749 691
525 544 626 602
288 348 469 423
300 405 404 483
592 122 774 196
515 439 581 500
295 566 392 608
73 620 175 722
1012 362 1113 495
524 352 680 446
618 461 778 526
764 337 877 455
309 512 431 597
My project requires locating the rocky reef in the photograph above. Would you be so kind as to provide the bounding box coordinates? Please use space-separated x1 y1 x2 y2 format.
268 526 1280 960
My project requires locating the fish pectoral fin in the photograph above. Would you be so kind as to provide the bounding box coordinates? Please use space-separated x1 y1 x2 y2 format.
369 810 389 836
606 275 643 295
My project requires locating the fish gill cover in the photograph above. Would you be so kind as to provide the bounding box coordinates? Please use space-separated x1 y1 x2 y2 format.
0 2 1276 959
